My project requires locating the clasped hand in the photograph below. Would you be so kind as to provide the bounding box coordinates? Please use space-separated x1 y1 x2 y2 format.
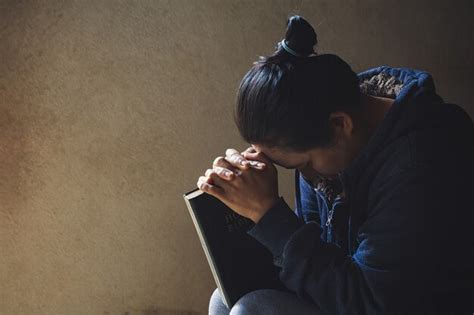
196 147 280 223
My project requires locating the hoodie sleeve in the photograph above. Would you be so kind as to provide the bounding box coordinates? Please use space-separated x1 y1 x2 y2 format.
246 166 442 314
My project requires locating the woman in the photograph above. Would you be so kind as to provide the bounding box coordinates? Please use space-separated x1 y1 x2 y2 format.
197 15 473 314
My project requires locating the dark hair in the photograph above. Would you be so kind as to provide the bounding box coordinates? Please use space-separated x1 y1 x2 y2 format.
233 15 361 151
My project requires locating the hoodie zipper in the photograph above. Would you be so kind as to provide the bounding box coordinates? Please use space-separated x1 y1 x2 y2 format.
325 207 334 227
324 172 346 228
317 192 333 242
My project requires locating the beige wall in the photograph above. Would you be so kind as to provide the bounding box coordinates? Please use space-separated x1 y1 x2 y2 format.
1 1 472 314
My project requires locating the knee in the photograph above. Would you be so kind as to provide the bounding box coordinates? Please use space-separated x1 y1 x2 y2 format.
209 288 229 315
229 289 319 315
229 290 269 315
210 288 223 306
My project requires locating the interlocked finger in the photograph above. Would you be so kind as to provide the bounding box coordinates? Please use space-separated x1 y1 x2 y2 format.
225 148 254 170
240 146 266 169
205 166 234 180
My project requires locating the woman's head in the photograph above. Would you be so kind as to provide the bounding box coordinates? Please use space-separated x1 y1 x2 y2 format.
234 15 363 179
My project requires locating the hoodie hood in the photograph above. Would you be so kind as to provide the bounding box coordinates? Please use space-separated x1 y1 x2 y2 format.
341 65 472 182
356 66 441 156
295 65 473 218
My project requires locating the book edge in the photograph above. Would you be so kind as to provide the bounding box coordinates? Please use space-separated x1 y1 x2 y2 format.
183 187 205 200
182 191 233 308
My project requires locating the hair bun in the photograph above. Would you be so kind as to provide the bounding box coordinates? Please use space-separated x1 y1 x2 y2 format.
283 15 317 57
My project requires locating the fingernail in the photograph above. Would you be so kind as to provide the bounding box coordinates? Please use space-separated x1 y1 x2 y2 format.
224 171 232 176
241 160 248 166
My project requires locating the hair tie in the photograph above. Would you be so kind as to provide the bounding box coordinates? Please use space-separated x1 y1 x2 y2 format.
280 39 305 57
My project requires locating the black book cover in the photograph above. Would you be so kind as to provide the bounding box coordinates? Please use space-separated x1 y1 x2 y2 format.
183 187 287 308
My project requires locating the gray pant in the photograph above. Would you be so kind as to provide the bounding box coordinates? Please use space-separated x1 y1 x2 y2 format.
208 288 320 315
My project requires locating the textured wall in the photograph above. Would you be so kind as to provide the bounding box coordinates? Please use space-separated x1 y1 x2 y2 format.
1 1 472 314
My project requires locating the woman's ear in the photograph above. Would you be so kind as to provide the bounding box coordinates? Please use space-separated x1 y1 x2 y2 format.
329 111 354 138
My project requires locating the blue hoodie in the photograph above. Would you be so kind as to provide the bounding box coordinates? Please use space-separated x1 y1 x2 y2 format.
246 66 473 314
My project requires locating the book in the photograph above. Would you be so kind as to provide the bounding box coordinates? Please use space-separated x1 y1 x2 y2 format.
183 187 287 308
